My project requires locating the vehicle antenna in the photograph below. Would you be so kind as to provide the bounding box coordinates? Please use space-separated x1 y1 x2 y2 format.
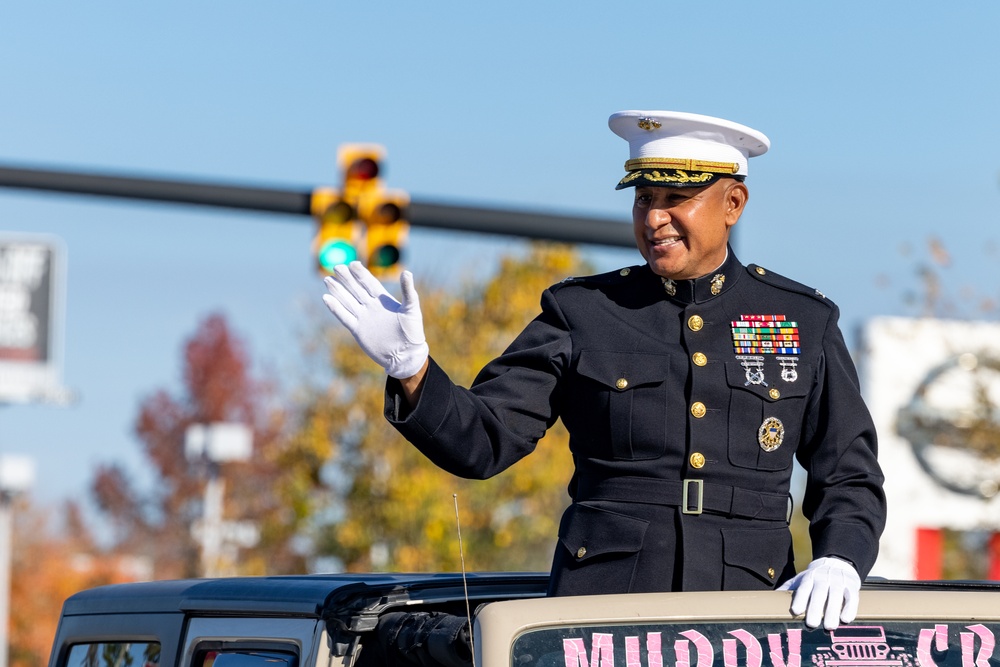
454 493 477 667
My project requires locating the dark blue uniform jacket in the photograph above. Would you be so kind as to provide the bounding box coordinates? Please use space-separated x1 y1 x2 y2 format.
385 250 886 597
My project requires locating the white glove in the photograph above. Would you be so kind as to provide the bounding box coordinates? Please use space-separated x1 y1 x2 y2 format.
322 261 429 379
778 556 860 630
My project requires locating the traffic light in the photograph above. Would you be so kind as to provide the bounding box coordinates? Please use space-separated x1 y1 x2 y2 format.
310 187 362 275
363 190 409 279
310 144 410 278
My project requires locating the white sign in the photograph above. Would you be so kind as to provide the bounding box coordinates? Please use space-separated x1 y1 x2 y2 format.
185 423 254 462
0 455 35 494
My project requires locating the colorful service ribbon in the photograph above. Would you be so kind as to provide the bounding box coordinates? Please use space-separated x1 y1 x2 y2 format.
731 314 801 354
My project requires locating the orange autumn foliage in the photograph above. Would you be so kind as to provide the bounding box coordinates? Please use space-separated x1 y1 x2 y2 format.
8 501 144 667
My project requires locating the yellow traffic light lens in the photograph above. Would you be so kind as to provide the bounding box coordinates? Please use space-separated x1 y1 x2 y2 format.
318 240 358 271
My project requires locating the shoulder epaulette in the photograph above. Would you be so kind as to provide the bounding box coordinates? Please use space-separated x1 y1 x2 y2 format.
555 265 643 288
746 264 833 306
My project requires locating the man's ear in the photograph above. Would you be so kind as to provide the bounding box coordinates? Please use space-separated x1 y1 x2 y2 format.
725 181 749 228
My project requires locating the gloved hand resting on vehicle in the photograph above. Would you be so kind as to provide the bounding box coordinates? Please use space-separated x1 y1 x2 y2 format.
322 261 429 380
778 556 860 631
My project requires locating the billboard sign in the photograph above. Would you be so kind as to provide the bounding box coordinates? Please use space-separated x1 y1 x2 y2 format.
0 235 67 404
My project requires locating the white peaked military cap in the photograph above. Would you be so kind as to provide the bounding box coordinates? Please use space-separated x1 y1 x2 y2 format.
609 110 770 190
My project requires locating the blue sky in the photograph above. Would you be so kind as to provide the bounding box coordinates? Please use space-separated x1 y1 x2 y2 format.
1 2 998 508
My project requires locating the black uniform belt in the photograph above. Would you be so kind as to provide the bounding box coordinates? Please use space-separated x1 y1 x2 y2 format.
574 476 790 522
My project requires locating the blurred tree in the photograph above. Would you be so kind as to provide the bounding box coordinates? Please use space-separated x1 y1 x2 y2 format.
91 313 329 578
887 236 1000 320
304 243 583 572
9 500 137 667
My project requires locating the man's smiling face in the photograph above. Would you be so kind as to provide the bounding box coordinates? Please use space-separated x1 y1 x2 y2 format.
631 179 748 280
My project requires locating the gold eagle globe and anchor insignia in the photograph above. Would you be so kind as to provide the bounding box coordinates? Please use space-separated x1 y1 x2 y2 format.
758 417 785 452
637 117 662 131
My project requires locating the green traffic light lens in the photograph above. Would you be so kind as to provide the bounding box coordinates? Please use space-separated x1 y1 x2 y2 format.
369 245 401 268
318 240 358 271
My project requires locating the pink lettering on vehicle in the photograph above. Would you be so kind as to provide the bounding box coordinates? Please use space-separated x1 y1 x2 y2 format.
680 630 714 667
960 625 995 667
768 629 802 667
647 632 663 667
627 636 642 667
558 623 997 667
724 630 763 667
564 633 615 667
918 625 950 667
675 636 691 667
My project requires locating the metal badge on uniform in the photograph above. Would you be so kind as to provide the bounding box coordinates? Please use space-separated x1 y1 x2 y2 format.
661 277 677 297
758 417 784 452
731 314 801 355
710 273 725 296
777 356 799 383
735 355 767 386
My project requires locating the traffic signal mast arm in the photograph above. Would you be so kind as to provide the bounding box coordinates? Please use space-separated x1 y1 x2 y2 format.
0 164 312 215
407 200 633 248
0 163 635 248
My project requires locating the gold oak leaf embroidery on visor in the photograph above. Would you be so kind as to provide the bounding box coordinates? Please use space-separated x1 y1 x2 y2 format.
644 170 715 184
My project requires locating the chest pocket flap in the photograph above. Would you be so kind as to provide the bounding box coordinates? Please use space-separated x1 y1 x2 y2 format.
575 350 671 460
577 350 670 390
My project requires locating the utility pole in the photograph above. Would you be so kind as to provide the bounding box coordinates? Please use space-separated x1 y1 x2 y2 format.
185 423 256 577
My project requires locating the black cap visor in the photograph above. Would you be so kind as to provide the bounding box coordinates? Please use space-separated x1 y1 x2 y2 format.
615 168 745 190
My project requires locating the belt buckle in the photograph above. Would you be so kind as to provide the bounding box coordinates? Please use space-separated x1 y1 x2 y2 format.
682 479 703 515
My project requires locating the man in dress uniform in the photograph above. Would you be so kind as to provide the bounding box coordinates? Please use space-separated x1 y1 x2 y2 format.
322 110 886 632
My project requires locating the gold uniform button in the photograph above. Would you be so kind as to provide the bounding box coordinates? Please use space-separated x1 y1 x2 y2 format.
691 402 707 418
619 268 631 276
689 452 706 469
688 315 704 331
768 567 775 579
615 378 628 390
576 547 587 559
756 267 767 275
769 388 781 400
692 352 707 366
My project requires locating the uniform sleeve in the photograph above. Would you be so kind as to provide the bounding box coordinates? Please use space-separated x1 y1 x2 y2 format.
384 287 572 480
797 304 887 578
